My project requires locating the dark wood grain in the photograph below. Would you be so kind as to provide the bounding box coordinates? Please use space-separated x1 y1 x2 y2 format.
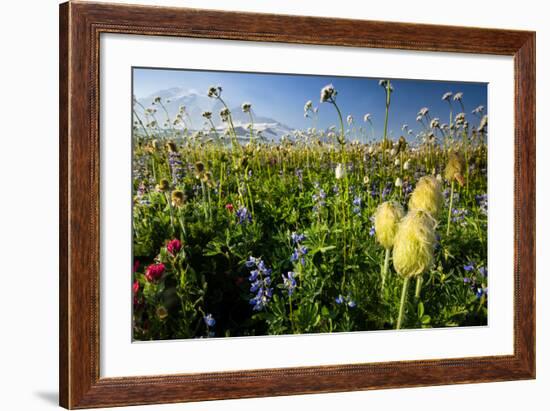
59 1 536 408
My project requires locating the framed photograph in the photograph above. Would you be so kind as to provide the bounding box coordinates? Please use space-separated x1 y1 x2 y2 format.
59 2 535 408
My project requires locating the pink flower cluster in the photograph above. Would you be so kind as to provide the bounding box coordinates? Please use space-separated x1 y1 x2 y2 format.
166 238 182 256
145 263 165 282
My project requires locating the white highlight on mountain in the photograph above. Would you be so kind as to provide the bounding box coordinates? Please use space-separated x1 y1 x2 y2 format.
135 87 295 141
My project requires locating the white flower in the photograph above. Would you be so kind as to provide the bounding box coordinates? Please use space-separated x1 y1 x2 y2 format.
304 100 313 112
442 91 453 101
402 124 408 131
202 111 212 120
418 107 429 117
416 115 423 122
363 175 370 185
347 115 353 125
436 174 443 182
335 163 345 180
403 159 411 170
478 115 488 132
219 107 231 122
395 177 403 187
453 92 463 101
208 86 222 98
320 84 337 103
363 113 372 123
241 102 252 113
390 148 397 157
394 158 400 166
368 146 375 154
430 118 440 128
472 105 485 114
455 112 466 125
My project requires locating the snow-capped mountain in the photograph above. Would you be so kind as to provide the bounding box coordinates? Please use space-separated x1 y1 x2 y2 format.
135 87 295 141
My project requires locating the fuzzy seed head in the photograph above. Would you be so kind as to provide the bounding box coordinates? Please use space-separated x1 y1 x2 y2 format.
408 176 443 218
374 201 405 249
444 152 465 182
393 210 436 278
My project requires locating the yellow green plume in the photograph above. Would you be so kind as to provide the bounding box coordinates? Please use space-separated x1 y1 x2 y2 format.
393 210 436 278
374 201 405 249
408 176 443 218
444 151 465 184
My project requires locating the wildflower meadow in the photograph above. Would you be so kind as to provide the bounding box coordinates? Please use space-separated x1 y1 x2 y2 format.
132 70 488 340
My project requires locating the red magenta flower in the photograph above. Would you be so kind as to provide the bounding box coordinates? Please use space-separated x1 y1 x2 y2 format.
166 239 182 256
145 263 165 282
133 280 140 294
225 203 234 212
133 260 140 273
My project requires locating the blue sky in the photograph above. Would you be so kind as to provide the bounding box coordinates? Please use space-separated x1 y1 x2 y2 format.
133 67 487 139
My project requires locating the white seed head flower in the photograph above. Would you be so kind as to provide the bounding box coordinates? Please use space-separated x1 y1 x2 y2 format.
363 113 372 123
402 124 409 131
430 118 440 129
320 84 337 103
455 112 466 125
304 100 313 112
404 159 411 170
390 148 397 157
363 175 370 185
335 163 345 180
416 115 423 123
436 174 442 182
153 96 161 104
208 85 222 98
418 107 429 117
472 105 485 114
442 91 453 101
241 102 252 113
394 158 400 166
202 111 212 120
368 146 375 154
347 115 353 125
219 107 231 122
478 115 488 132
453 92 463 101
395 177 403 187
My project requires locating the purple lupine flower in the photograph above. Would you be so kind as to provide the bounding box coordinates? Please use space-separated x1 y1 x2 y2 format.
282 271 297 296
236 206 252 224
463 263 475 272
203 314 216 327
335 295 344 304
291 232 306 244
478 266 488 277
369 225 376 236
246 257 273 311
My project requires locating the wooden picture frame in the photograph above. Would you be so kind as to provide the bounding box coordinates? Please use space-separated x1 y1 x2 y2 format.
59 1 535 408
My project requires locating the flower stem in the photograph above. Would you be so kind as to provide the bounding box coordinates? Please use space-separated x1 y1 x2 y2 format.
446 180 455 236
397 277 410 330
415 276 423 299
381 247 391 291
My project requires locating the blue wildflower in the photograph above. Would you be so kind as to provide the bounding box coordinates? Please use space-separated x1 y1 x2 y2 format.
369 225 376 236
236 206 252 224
282 271 297 296
246 256 273 311
478 266 488 277
335 295 344 304
291 232 306 244
463 263 475 272
203 313 216 327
